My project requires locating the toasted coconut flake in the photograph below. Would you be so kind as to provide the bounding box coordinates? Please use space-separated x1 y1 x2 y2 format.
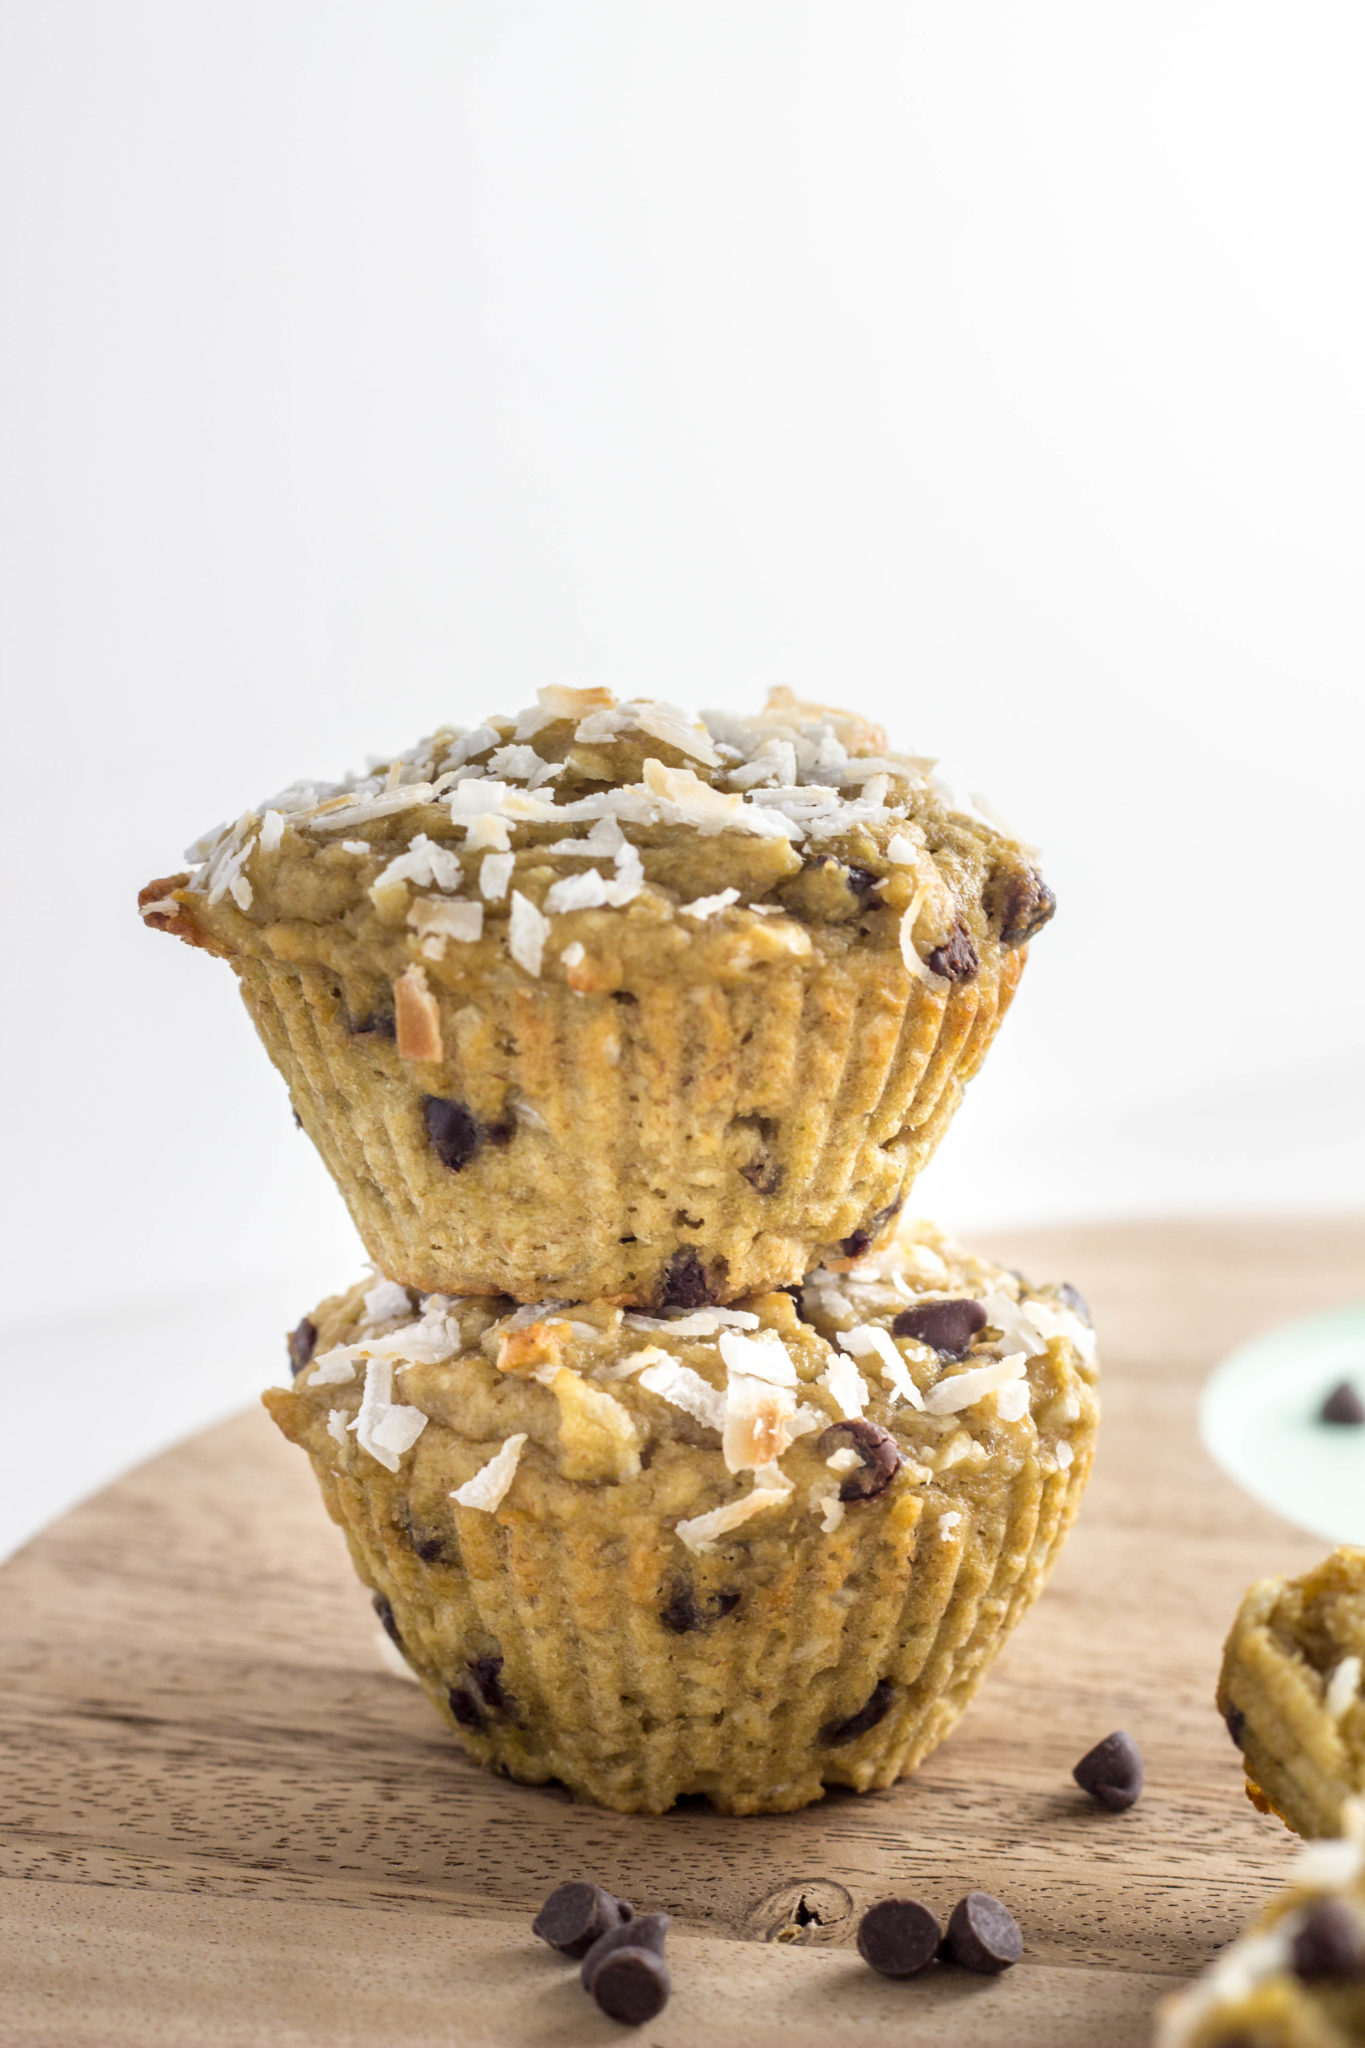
394 963 443 1062
306 784 437 833
679 887 740 920
924 1351 1028 1416
539 684 616 722
674 1478 793 1555
496 1320 570 1385
549 1368 640 1482
722 1373 800 1473
642 758 796 840
718 1328 798 1386
820 1351 868 1419
508 891 550 976
451 1432 529 1512
638 1358 727 1431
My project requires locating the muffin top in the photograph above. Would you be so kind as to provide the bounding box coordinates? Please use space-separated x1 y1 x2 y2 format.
142 687 1054 996
273 1221 1096 1557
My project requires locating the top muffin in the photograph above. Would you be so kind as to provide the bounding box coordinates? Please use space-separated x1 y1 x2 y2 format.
141 688 1053 1305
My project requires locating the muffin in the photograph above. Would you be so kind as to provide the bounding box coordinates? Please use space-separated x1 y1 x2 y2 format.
1156 1802 1365 2046
263 1219 1097 1815
142 688 1053 1305
1219 1549 1365 1839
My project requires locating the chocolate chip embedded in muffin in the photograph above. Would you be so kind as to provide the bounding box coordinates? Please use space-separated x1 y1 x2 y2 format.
658 1247 721 1310
984 863 1056 947
838 1200 902 1262
447 1685 485 1731
349 1010 396 1040
891 1297 987 1359
941 1891 1023 1974
533 1880 635 1960
1290 1898 1365 1982
1222 1702 1246 1748
659 1578 742 1634
818 1420 902 1502
820 1678 894 1746
286 1316 318 1378
468 1652 519 1720
371 1592 402 1648
422 1096 483 1172
855 1898 941 1978
926 916 979 984
1072 1729 1144 1810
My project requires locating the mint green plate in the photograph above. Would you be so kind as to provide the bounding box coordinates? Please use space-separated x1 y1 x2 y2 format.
1200 1303 1365 1545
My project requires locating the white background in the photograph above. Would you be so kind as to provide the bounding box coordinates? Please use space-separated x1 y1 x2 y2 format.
2 1 1363 1553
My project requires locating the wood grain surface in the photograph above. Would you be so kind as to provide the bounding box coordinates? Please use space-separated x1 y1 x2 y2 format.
2 1217 1362 2048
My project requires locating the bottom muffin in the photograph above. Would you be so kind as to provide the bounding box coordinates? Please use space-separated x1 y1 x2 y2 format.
1219 1549 1365 1840
264 1220 1098 1814
1157 1803 1365 2047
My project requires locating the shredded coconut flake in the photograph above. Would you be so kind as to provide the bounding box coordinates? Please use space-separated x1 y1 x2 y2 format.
938 1510 963 1539
820 1351 868 1420
825 1446 861 1474
508 891 550 976
818 1495 846 1534
374 1628 420 1683
349 1357 429 1471
838 1325 924 1410
1327 1657 1362 1720
327 1408 350 1446
1055 1439 1074 1469
479 852 515 901
680 888 740 920
363 1280 414 1328
923 1352 1028 1416
1291 1834 1365 1889
995 1378 1032 1422
638 1359 727 1431
259 809 285 853
451 1432 528 1512
718 1328 798 1386
674 1477 793 1555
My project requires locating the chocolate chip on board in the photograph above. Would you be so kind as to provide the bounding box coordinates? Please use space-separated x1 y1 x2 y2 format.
855 1898 941 1979
591 1949 671 2025
532 1881 635 1960
286 1317 318 1378
421 1095 482 1172
820 1678 895 1747
581 1912 669 1990
941 1892 1023 1975
1290 1897 1365 1982
890 1298 987 1359
1320 1381 1365 1426
926 916 979 983
1073 1730 1144 1810
817 1420 902 1503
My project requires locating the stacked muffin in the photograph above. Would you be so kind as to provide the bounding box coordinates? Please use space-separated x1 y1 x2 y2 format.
141 686 1098 1814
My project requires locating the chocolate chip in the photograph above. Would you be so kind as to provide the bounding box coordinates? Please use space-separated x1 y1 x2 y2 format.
411 1531 448 1564
422 1096 482 1172
659 1578 741 1633
926 916 979 983
739 1151 784 1195
371 1592 402 1648
817 1420 902 1502
1290 1897 1365 1982
287 1316 317 1378
984 864 1057 947
839 1200 901 1261
846 864 882 903
1057 1281 1092 1325
659 1248 719 1310
591 1950 671 2025
942 1892 1023 1974
1222 1703 1246 1749
532 1881 635 1960
1320 1381 1365 1426
349 1011 396 1040
1073 1729 1144 1810
891 1297 987 1359
821 1678 894 1746
291 1107 303 1130
581 1913 669 1991
855 1898 941 1978
469 1652 517 1719
447 1685 485 1731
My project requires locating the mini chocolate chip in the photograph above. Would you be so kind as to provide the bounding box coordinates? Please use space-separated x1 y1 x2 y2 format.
1290 1897 1365 1982
469 1652 517 1719
287 1316 317 1378
714 1590 741 1618
532 1881 635 1960
371 1592 402 1648
891 1297 987 1359
855 1898 941 1979
926 916 979 983
839 1200 902 1261
350 1011 397 1040
484 1119 515 1149
942 1892 1023 1975
659 1248 718 1310
660 1579 741 1633
1057 1281 1092 1325
984 865 1057 947
1073 1729 1144 1810
739 1151 784 1196
291 1107 303 1130
422 1095 482 1172
591 1950 671 2025
821 1678 895 1747
1222 1703 1246 1749
411 1531 448 1564
817 1420 903 1502
447 1685 485 1731
1320 1381 1365 1426
581 1913 668 1992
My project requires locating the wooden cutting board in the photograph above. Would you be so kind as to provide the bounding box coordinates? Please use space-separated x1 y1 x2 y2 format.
2 1217 1362 2048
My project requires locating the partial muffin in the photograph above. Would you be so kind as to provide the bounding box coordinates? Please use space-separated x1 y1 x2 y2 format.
264 1219 1097 1816
1219 1549 1365 1840
1156 1802 1365 2046
142 688 1053 1306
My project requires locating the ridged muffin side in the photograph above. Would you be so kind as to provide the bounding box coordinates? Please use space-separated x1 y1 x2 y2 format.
264 1221 1097 1815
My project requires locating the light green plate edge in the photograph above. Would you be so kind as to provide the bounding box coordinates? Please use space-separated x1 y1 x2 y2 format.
1200 1301 1365 1546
